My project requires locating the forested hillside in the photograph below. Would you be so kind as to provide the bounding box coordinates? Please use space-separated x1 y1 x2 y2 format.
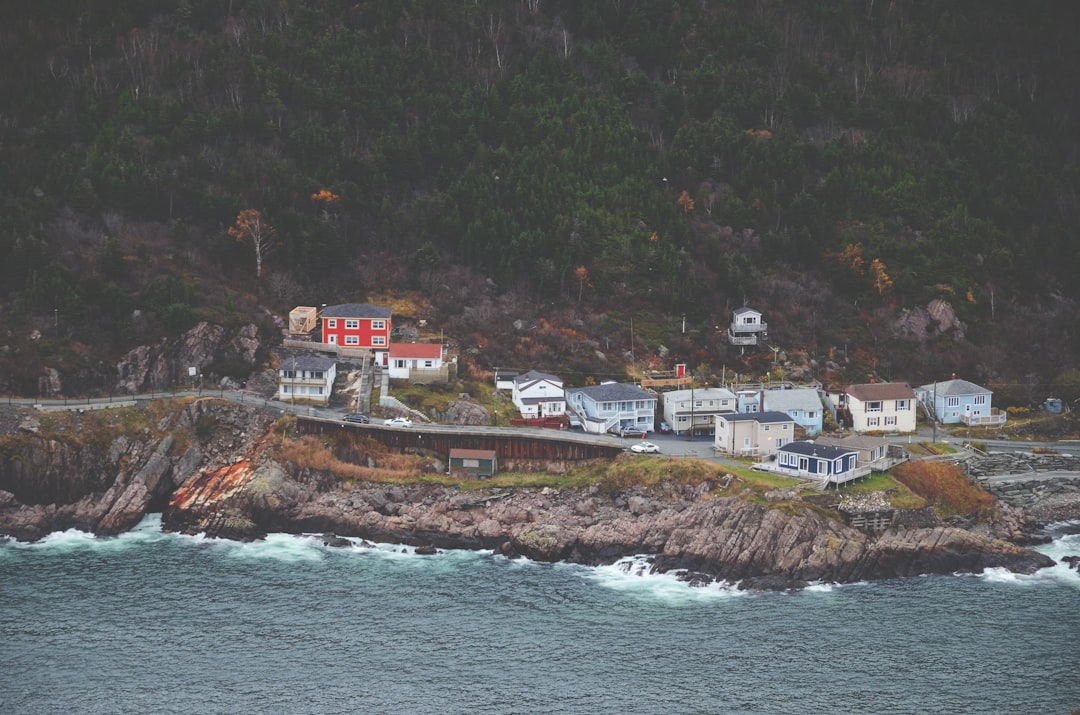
1 1 1078 401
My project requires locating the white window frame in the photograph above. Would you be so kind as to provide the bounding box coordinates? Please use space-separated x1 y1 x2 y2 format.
371 320 386 331
372 336 386 346
345 319 359 329
326 319 337 329
345 336 359 346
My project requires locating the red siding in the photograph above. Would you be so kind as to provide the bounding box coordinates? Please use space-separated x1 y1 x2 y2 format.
321 317 391 348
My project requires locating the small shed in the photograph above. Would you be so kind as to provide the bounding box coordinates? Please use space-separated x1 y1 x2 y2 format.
449 448 498 478
289 306 318 335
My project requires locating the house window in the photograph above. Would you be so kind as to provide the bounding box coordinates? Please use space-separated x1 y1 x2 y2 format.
311 371 323 379
463 458 480 468
807 411 816 419
974 394 987 405
372 336 386 346
867 417 880 427
885 416 897 426
897 399 910 410
394 360 406 368
763 425 771 431
866 401 882 413
314 387 323 395
947 397 960 407
281 370 295 379
345 319 359 329
281 385 291 393
326 319 337 329
424 360 433 368
372 320 385 330
345 336 359 346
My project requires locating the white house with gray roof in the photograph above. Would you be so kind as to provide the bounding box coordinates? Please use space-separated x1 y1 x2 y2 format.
511 370 566 419
661 387 736 436
277 355 337 405
565 382 657 435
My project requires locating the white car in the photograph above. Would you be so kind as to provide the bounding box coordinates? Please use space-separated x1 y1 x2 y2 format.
629 441 660 454
385 417 413 427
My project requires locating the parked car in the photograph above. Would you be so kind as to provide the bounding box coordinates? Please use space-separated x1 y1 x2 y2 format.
385 417 413 427
629 441 660 454
658 421 672 433
619 426 648 438
343 413 369 424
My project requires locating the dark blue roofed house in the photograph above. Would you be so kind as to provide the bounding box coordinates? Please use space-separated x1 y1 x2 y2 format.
775 441 868 490
565 382 657 436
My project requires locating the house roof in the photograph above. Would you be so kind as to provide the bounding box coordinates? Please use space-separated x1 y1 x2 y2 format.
389 343 442 359
449 448 496 460
280 355 336 371
762 387 822 413
514 369 563 386
520 396 564 405
567 383 655 402
845 382 915 401
916 378 990 397
780 441 856 460
815 435 887 451
733 306 761 317
718 410 793 424
320 303 392 319
663 387 736 401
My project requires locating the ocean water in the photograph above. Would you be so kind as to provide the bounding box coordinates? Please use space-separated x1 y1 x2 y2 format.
1 516 1077 715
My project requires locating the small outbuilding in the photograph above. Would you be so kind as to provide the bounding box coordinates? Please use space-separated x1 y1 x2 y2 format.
448 448 498 478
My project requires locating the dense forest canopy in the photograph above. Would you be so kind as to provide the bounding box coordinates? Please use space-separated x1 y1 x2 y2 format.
0 1 1078 399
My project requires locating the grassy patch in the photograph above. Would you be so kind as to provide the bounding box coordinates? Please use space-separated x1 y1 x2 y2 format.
891 460 995 518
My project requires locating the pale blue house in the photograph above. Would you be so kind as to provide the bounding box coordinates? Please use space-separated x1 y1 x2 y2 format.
762 387 824 436
915 378 1006 428
565 382 657 435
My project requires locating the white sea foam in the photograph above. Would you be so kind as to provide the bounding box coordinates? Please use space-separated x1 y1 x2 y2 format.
578 555 747 602
2 513 169 554
971 526 1080 588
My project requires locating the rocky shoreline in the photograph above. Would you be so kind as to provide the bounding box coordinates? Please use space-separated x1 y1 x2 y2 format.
0 401 1072 590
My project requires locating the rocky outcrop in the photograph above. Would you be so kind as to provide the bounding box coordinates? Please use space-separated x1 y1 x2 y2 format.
0 400 277 540
0 401 1061 589
159 469 1055 590
116 322 261 393
893 298 965 342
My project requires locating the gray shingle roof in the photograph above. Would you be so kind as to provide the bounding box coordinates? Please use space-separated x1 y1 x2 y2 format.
280 355 336 371
916 378 990 396
567 383 655 402
514 369 562 385
762 387 822 412
320 303 392 319
719 410 794 424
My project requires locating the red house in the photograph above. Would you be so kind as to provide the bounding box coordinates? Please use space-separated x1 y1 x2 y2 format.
320 303 392 351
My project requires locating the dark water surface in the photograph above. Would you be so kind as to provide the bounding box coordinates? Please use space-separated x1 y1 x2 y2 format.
2 516 1078 714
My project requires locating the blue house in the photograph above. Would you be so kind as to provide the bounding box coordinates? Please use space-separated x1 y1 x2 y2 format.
565 382 657 435
762 387 824 436
915 378 1007 428
774 441 867 488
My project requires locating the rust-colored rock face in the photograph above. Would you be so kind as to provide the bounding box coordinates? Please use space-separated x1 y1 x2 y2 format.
170 460 255 512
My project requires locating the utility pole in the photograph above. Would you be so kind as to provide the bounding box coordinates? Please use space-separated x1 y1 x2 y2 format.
932 380 938 443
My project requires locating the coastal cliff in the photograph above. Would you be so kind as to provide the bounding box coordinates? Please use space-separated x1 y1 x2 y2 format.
0 401 1061 589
